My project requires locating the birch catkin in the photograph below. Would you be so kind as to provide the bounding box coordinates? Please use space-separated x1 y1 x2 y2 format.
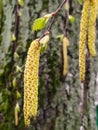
63 36 69 76
15 103 20 126
24 40 40 126
79 0 90 81
88 0 97 56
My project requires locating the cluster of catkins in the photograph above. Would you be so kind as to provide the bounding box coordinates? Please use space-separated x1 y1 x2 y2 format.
23 0 97 126
79 0 97 81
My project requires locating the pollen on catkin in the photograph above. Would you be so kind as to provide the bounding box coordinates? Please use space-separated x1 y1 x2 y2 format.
63 36 69 76
88 0 97 56
79 0 90 81
24 39 40 126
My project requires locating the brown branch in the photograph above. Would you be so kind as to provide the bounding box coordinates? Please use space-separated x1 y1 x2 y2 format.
62 0 69 36
12 0 20 63
12 1 21 128
39 0 67 41
47 0 67 32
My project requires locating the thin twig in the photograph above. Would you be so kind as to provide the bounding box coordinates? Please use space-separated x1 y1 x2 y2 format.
39 0 67 41
47 0 67 31
12 0 20 63
62 0 69 36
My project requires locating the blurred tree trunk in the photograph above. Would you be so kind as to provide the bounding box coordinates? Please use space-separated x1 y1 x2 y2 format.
0 0 98 130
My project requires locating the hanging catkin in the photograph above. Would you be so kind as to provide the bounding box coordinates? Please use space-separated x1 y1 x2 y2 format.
24 39 40 126
63 36 69 76
88 0 97 56
79 0 90 81
15 103 20 126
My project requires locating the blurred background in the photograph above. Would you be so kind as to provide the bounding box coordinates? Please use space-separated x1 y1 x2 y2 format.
0 0 98 130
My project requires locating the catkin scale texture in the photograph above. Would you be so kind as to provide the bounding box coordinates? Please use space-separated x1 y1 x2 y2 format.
79 0 90 81
88 0 97 56
24 40 40 126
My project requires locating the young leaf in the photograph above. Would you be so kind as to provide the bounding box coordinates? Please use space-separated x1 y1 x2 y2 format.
40 34 50 53
68 15 75 23
12 78 17 88
32 17 47 31
56 34 63 41
44 13 53 19
16 91 22 99
11 34 16 41
40 43 47 53
40 35 49 45
18 0 24 7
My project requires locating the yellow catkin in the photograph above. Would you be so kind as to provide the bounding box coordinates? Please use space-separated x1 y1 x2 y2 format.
15 103 20 126
88 0 97 56
63 36 69 76
15 108 18 126
15 111 18 126
79 0 90 81
24 40 40 126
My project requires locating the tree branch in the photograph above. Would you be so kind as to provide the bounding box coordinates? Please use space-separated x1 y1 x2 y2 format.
12 0 20 63
39 0 67 41
47 0 67 31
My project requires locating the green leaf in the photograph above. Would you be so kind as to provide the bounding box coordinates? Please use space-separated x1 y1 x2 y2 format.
12 78 17 88
32 17 47 31
18 0 24 7
40 35 49 53
16 65 22 73
56 34 63 41
16 91 22 99
14 52 19 59
15 103 20 112
68 15 75 23
11 34 16 42
40 43 47 53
